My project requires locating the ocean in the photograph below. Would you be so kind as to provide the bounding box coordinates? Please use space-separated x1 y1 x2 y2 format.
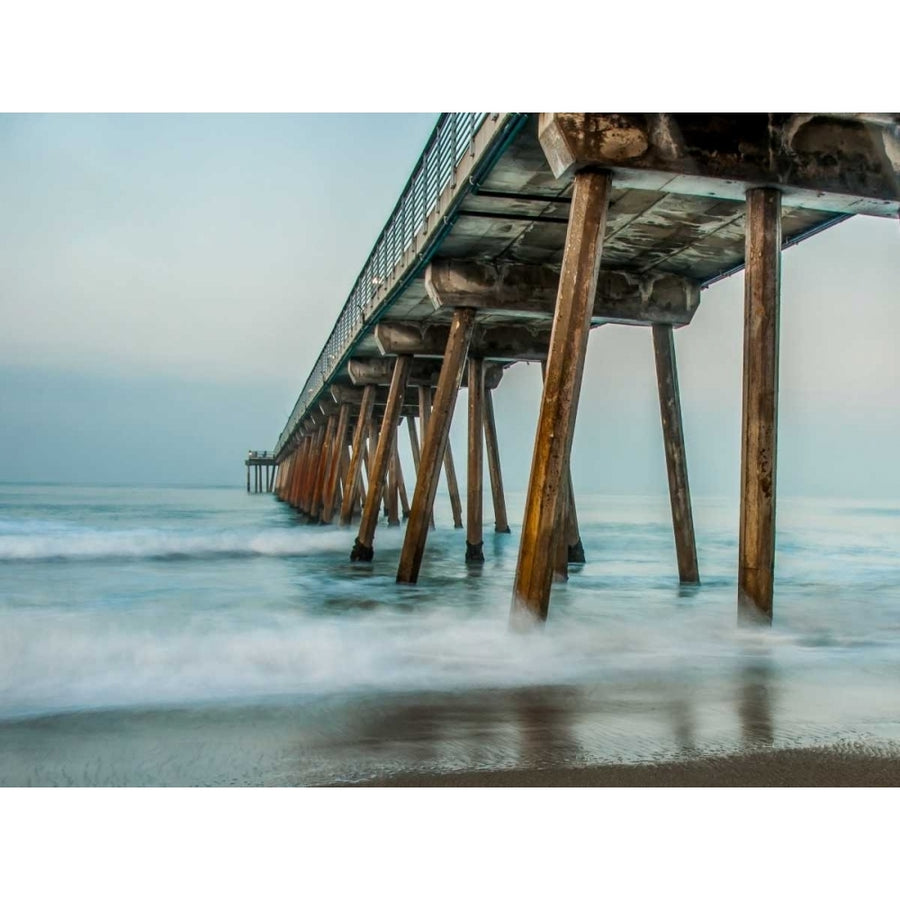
1 482 899 786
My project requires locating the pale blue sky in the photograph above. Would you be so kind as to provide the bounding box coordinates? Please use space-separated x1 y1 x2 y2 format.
2 113 899 497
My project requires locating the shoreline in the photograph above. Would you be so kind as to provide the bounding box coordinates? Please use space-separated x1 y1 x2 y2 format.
349 745 900 788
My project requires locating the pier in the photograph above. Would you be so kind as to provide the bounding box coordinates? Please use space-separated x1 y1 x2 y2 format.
261 113 900 625
245 450 277 493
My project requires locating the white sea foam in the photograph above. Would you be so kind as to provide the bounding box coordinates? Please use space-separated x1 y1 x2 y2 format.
1 584 892 726
0 601 717 717
0 524 404 562
2 487 899 748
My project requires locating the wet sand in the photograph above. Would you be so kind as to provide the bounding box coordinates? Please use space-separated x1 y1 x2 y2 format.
5 682 900 786
356 746 900 787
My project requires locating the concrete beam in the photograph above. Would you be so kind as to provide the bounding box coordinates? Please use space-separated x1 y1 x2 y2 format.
425 259 700 327
466 362 503 391
331 384 366 405
538 113 900 216
350 355 504 390
348 358 443 387
334 383 438 410
318 396 340 417
375 322 551 362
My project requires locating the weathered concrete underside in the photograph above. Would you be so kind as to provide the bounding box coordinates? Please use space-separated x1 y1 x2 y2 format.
270 112 899 625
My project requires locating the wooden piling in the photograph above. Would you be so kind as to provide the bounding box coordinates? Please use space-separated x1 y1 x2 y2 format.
539 359 583 564
444 441 464 530
482 387 510 533
321 404 350 524
290 444 303 508
466 357 485 564
340 386 376 527
358 437 370 511
297 431 314 511
314 416 338 519
511 170 611 624
338 441 355 519
407 414 434 530
417 387 436 524
566 469 585 564
356 469 367 517
394 441 411 519
333 457 343 510
273 459 283 498
276 454 287 500
318 416 339 516
339 441 350 488
289 439 308 508
304 425 326 517
418 387 431 442
420 386 462 528
386 425 401 527
738 187 782 624
352 356 412 560
246 464 251 492
397 308 476 583
553 478 569 582
299 437 314 508
407 415 422 473
284 447 298 505
652 323 699 584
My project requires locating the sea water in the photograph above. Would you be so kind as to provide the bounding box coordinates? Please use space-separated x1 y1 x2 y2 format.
1 483 899 785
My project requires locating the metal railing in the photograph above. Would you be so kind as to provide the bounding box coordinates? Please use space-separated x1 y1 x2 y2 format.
274 113 507 458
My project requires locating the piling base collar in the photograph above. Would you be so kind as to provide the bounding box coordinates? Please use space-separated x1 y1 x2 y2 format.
465 541 485 564
350 539 374 562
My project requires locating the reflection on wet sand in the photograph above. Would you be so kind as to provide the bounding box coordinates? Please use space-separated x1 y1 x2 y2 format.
515 686 582 769
314 666 780 783
738 654 775 748
667 695 696 754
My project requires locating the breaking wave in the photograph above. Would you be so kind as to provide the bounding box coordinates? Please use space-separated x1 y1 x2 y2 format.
0 522 402 562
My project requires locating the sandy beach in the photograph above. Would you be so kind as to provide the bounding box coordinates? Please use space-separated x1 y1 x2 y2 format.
356 745 900 787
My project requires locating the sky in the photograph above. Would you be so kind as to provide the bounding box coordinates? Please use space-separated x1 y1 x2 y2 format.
2 113 899 498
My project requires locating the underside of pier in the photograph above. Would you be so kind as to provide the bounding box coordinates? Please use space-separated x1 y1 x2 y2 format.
267 112 900 626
